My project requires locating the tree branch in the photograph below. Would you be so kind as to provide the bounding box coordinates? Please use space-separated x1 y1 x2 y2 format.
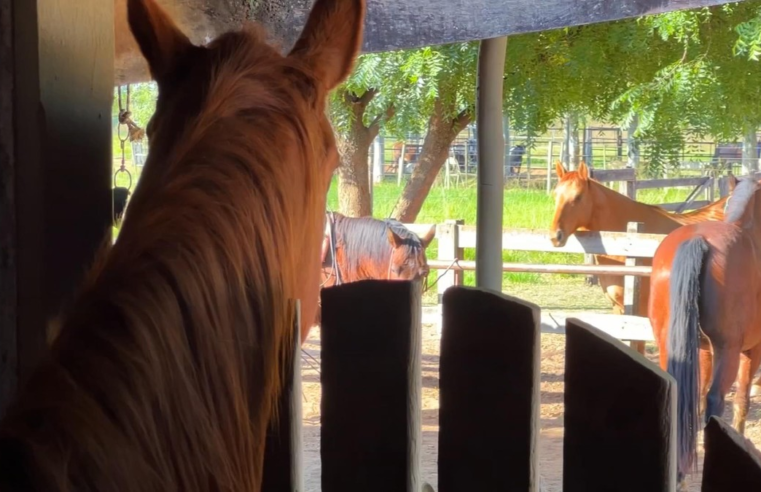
368 104 395 138
450 108 472 136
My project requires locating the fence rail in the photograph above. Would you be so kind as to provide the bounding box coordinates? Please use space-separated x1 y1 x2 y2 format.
406 220 664 344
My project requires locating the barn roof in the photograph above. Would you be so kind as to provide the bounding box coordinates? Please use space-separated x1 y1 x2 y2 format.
115 0 741 84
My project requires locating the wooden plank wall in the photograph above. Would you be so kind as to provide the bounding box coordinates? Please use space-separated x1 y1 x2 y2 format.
1 0 113 414
0 0 16 415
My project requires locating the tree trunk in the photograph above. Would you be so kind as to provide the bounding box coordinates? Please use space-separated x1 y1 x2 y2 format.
742 126 758 174
627 115 640 169
336 90 392 217
337 132 373 217
390 100 471 223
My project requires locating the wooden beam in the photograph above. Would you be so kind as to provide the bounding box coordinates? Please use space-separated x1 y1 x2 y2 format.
114 0 738 83
284 0 740 53
589 167 636 183
426 259 652 276
1 0 113 412
457 227 666 257
635 176 710 190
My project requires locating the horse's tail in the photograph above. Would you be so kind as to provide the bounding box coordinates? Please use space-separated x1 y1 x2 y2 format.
667 235 709 480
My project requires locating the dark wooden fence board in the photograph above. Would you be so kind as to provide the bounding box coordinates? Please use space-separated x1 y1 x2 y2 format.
563 318 676 491
320 280 422 492
701 417 761 491
0 0 17 416
261 300 303 492
438 287 540 492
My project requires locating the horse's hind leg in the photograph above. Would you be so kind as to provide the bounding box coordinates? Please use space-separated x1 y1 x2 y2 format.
705 345 741 424
733 346 761 435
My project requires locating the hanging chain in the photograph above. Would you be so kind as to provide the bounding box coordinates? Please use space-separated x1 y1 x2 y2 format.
115 85 134 190
117 85 129 171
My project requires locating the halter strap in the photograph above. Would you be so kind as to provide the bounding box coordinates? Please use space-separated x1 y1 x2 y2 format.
327 211 343 285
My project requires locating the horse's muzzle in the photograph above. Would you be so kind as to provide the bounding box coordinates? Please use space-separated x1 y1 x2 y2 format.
551 229 566 247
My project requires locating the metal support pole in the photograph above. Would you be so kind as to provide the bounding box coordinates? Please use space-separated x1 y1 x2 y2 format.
475 36 507 292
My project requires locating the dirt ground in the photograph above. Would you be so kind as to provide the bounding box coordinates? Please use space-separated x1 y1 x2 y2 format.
299 283 761 492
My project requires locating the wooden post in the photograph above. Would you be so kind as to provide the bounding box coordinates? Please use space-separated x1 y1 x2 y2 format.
563 319 676 491
320 280 422 492
584 254 598 286
719 176 730 198
624 222 646 355
437 220 464 304
1 0 113 413
439 287 540 492
701 417 761 491
397 142 406 186
261 300 303 492
619 176 636 201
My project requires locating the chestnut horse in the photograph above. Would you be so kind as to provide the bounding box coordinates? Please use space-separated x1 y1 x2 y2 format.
649 177 761 483
309 211 434 340
0 0 364 490
550 161 733 316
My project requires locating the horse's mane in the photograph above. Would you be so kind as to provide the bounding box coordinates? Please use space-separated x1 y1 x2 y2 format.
724 178 759 224
334 213 424 278
0 24 323 492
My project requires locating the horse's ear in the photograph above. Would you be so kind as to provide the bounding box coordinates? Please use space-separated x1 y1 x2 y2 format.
578 161 589 180
555 161 566 178
420 225 436 248
127 0 195 85
387 228 404 249
287 0 365 90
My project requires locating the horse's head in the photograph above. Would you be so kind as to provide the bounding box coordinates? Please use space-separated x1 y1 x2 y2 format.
128 0 364 192
550 161 594 247
386 224 436 281
127 0 365 337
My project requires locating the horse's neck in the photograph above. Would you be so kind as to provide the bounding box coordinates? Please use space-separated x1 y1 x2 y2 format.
588 181 679 233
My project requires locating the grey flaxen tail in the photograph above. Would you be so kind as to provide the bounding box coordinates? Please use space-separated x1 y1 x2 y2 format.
667 235 709 481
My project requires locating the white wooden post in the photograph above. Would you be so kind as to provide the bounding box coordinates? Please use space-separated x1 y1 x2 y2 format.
624 221 646 355
437 219 464 304
397 142 406 186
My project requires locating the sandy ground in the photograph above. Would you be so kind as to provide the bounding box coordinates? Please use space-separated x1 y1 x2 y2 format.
298 303 761 492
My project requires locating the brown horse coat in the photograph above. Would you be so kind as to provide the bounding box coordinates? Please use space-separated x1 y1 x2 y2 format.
0 0 364 490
